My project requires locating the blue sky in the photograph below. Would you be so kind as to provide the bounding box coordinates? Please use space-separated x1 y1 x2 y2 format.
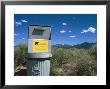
14 14 97 46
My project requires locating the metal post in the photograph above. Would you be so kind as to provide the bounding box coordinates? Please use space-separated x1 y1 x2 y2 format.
27 25 51 76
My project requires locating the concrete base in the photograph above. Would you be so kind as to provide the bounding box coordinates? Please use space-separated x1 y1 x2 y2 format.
27 59 50 76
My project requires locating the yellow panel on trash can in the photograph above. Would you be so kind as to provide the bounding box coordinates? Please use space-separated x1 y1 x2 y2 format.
32 40 48 52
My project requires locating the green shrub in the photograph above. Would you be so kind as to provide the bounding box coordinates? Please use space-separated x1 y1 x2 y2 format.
14 44 97 76
14 44 27 69
75 59 97 76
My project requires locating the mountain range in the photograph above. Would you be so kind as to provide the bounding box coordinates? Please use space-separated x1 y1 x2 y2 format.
52 42 96 49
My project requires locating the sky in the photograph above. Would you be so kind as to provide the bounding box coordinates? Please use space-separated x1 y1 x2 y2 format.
14 14 97 46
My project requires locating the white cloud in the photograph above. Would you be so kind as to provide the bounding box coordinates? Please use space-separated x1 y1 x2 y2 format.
88 27 96 33
15 21 22 26
60 30 66 33
22 38 25 40
21 20 28 23
68 30 72 32
81 30 88 33
62 22 67 26
81 27 96 33
14 33 25 36
14 33 21 36
69 35 76 38
15 19 28 26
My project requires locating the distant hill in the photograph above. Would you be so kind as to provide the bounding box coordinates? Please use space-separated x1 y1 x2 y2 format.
52 42 96 49
52 44 73 48
73 42 96 49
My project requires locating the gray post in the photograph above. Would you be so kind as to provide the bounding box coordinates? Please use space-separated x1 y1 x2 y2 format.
27 25 51 76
